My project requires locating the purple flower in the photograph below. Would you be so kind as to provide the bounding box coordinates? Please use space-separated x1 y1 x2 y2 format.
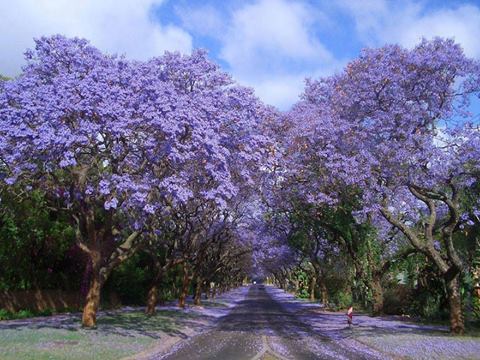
99 180 111 195
104 197 118 210
143 204 155 214
4 177 16 185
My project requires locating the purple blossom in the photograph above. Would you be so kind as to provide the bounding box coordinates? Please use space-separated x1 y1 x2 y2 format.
104 197 118 210
4 177 16 185
98 180 111 195
143 204 155 214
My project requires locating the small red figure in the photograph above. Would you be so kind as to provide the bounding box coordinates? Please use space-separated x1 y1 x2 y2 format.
346 305 353 328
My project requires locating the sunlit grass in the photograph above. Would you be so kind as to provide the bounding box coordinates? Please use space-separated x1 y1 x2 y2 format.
0 309 200 360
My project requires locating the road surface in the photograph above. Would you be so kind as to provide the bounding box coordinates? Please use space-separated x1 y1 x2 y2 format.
155 285 384 360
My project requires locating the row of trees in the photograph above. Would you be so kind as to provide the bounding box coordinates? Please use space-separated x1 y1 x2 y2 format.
0 188 251 309
0 35 272 327
256 39 480 335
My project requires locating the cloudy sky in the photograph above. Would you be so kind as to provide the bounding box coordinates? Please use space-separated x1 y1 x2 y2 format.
2 0 480 110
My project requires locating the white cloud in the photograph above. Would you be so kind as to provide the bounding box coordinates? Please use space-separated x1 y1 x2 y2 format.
339 1 480 58
176 0 335 109
250 75 307 110
220 0 332 78
239 59 346 110
0 0 193 76
392 5 480 58
212 0 337 109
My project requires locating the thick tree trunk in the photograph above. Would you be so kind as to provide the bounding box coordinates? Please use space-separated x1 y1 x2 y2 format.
145 267 165 315
371 274 384 315
145 284 159 316
446 275 465 335
309 275 317 301
81 265 102 328
194 277 202 306
178 292 186 308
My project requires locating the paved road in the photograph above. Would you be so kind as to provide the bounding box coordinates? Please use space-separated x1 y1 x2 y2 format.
156 285 381 360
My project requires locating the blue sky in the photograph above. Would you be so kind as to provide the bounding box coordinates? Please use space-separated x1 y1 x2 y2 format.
2 0 480 111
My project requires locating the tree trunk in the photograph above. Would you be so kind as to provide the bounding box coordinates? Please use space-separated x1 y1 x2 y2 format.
319 277 328 305
145 284 159 316
145 267 165 315
446 275 465 335
371 274 384 315
309 275 317 301
194 277 202 306
293 278 299 294
81 263 102 328
178 264 190 308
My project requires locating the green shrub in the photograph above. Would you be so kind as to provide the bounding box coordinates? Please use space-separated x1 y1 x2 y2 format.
297 288 309 299
107 253 151 305
16 309 35 319
0 309 35 320
0 308 13 320
335 291 353 309
473 295 480 320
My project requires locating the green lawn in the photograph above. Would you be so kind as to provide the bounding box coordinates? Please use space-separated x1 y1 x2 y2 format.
0 310 201 360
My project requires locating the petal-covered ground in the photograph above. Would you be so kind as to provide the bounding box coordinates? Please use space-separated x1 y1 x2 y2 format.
157 285 385 359
268 287 480 360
